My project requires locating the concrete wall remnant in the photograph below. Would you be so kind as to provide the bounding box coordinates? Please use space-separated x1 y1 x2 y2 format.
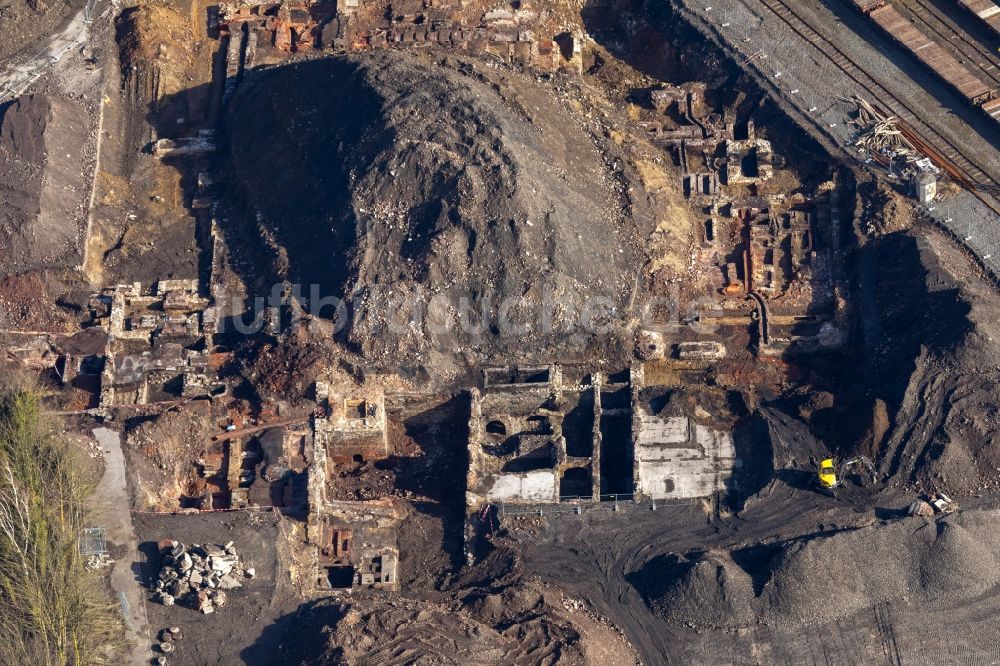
677 341 727 361
313 381 389 463
724 137 773 184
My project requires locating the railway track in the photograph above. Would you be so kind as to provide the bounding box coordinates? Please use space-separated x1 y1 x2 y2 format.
901 0 1000 90
754 0 1000 216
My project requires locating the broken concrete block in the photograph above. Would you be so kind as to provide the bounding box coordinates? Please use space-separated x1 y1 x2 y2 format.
158 593 175 606
244 568 255 579
677 341 727 361
178 553 193 571
153 541 245 613
218 574 242 590
637 330 666 360
209 556 234 574
196 591 214 614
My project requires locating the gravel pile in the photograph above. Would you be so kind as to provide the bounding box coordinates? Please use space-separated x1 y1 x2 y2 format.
643 509 1000 628
647 554 755 627
765 510 1000 626
152 540 255 614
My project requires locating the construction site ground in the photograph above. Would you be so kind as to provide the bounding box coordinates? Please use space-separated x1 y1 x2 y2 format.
4 0 1000 663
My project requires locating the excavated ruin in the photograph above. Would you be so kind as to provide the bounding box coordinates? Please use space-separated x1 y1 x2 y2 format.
7 0 1000 661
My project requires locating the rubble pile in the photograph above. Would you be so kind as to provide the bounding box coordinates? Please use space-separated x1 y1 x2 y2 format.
85 553 114 570
152 540 255 613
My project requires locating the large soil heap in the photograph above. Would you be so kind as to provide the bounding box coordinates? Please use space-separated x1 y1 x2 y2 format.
0 93 88 276
639 509 1000 629
227 51 655 379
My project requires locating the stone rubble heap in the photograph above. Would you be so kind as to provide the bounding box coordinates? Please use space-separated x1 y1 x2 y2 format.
152 540 256 613
85 553 114 570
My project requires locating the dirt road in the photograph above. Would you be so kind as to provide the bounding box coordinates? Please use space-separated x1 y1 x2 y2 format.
91 427 152 665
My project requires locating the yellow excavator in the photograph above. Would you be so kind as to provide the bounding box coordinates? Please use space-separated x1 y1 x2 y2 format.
815 456 877 497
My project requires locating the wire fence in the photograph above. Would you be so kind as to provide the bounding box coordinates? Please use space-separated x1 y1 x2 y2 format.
80 527 107 556
495 494 700 517
118 592 134 632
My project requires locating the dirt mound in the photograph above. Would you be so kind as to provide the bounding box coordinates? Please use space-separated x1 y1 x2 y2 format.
638 509 1000 628
762 511 1000 625
267 566 639 666
642 553 755 627
865 231 1000 495
226 51 659 381
0 270 85 330
122 402 217 511
0 93 88 276
115 2 198 100
273 593 584 665
233 319 342 402
860 181 913 235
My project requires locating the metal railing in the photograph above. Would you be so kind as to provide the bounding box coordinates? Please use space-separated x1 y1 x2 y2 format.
496 494 697 517
80 527 107 556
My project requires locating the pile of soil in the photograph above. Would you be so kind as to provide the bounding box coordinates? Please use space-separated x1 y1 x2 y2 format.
0 93 88 276
285 595 584 665
226 51 659 382
0 270 85 330
860 181 913 236
232 319 341 403
763 224 1000 497
639 509 1000 629
122 402 217 511
115 1 200 102
854 230 1000 496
